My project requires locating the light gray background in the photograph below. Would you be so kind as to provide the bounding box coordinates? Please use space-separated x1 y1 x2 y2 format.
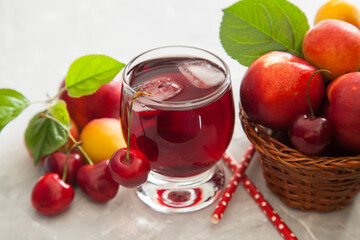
1 0 359 239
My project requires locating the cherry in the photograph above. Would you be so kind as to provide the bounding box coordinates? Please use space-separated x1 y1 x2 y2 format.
109 148 150 188
31 173 74 216
44 151 84 185
76 159 119 202
109 91 150 188
288 70 333 155
289 114 333 155
31 139 78 216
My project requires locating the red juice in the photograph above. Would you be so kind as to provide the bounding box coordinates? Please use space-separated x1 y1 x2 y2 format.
121 57 235 177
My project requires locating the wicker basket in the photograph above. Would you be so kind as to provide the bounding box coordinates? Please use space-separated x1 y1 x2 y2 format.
239 106 360 212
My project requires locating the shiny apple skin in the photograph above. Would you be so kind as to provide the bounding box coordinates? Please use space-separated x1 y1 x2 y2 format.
323 72 360 152
240 51 325 130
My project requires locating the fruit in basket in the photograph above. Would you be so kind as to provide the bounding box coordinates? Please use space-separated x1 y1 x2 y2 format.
31 173 74 216
289 114 333 155
288 70 333 155
240 51 325 130
59 76 122 130
314 0 360 29
323 72 360 152
302 19 360 81
79 118 127 163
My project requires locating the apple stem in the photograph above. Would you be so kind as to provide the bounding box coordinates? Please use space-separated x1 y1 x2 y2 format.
126 91 152 163
41 113 94 165
306 69 330 119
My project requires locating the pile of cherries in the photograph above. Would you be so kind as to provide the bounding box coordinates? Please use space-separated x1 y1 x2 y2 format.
31 92 151 216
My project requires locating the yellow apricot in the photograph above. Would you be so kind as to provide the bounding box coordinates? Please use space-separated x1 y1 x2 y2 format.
80 118 126 163
315 0 360 29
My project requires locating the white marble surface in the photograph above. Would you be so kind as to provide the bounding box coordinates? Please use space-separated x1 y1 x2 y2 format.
0 0 359 239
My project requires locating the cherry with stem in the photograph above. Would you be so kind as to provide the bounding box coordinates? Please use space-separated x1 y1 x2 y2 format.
109 91 151 188
42 114 119 202
288 69 333 155
31 142 78 216
43 147 84 185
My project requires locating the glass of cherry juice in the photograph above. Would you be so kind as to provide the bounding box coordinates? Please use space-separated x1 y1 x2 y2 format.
121 46 235 213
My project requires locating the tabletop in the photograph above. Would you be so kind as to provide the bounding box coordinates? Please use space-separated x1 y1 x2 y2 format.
1 0 359 239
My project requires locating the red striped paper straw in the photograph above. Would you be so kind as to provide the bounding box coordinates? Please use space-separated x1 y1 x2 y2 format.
241 175 298 240
210 145 255 224
218 147 298 240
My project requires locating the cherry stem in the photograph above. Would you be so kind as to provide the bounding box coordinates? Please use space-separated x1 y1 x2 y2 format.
125 91 152 163
68 135 93 165
62 150 70 182
306 69 330 119
62 141 82 182
41 113 94 165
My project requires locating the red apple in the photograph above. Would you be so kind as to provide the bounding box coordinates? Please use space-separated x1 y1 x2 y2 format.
240 51 325 130
323 72 360 153
59 75 122 130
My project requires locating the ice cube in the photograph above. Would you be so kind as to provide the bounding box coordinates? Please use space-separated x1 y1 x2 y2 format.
132 75 183 113
138 75 183 101
178 59 225 89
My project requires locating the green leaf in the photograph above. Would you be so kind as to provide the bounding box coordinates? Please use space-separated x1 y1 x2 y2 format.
65 54 125 98
48 100 70 128
220 0 309 66
25 112 68 165
0 88 29 131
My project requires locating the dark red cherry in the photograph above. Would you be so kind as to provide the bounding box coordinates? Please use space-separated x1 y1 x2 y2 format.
76 159 119 202
109 148 150 188
44 151 84 185
31 173 74 216
289 114 333 155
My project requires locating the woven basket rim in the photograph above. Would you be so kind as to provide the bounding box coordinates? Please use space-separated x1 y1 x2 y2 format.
239 106 360 170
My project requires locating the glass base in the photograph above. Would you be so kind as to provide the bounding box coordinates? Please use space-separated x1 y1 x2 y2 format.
136 164 225 213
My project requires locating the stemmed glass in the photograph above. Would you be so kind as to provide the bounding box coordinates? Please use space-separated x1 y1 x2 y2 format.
120 46 235 213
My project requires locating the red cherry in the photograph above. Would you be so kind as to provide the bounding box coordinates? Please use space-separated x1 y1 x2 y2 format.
31 173 74 216
44 151 84 185
289 114 333 155
109 148 150 188
76 159 119 202
288 69 333 155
